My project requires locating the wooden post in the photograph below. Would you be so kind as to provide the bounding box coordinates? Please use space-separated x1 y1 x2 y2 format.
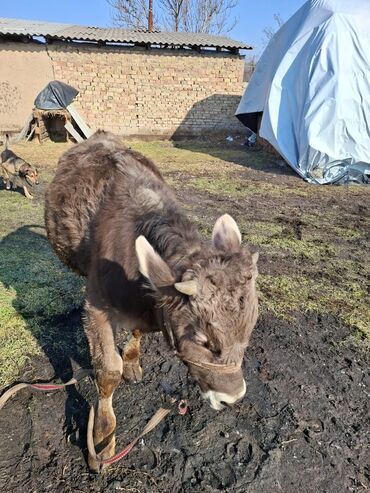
33 109 42 144
65 112 70 142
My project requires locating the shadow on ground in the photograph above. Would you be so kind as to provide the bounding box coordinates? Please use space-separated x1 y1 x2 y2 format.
175 138 297 178
0 225 90 457
171 94 295 178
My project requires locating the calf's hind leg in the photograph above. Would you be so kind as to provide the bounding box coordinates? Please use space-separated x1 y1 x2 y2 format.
84 301 123 471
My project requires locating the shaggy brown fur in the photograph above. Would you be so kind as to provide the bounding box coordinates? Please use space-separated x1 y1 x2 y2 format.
1 135 39 199
45 131 259 470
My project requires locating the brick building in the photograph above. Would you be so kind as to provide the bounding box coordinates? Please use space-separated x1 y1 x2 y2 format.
0 18 251 138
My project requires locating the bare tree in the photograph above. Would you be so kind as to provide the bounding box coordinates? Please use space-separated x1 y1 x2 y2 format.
244 54 256 82
262 13 284 46
108 0 239 34
159 0 186 31
107 0 159 30
180 0 238 34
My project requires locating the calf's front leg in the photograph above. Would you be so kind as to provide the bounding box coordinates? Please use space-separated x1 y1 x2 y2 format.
122 328 143 382
84 301 123 472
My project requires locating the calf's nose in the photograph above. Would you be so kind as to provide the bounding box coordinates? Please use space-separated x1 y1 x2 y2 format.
202 380 246 411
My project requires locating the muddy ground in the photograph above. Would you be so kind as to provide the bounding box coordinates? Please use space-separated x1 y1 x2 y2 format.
0 139 369 492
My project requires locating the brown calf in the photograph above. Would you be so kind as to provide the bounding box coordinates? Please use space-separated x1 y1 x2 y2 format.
44 131 259 471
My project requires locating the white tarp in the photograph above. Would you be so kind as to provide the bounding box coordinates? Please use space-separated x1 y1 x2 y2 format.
236 0 370 184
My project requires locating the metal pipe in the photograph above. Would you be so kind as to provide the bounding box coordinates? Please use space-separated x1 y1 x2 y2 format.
148 0 153 32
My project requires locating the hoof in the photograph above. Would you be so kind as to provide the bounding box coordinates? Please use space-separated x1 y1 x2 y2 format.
122 361 143 383
87 395 118 473
88 435 116 473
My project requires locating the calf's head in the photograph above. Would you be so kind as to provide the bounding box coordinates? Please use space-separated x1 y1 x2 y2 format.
136 214 258 410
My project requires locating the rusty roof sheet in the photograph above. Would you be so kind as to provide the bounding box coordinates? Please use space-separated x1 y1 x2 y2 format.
0 17 251 50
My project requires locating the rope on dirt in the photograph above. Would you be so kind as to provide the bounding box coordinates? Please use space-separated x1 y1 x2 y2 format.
87 398 188 466
0 369 93 411
0 369 188 468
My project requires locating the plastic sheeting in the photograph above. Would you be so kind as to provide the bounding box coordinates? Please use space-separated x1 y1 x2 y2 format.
34 80 78 110
236 0 370 184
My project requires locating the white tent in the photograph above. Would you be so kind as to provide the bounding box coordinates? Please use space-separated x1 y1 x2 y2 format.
236 0 370 184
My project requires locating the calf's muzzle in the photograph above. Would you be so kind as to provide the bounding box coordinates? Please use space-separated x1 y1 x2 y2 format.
202 379 246 411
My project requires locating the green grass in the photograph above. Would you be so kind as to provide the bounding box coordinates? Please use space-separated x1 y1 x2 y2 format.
248 235 337 259
128 140 232 175
0 288 39 386
258 275 370 339
0 188 84 386
185 175 311 198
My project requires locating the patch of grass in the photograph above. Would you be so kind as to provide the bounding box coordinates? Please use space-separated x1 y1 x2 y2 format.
0 288 40 386
188 213 213 237
331 226 364 240
321 258 366 284
171 141 281 172
248 235 337 259
10 140 70 169
0 188 84 386
188 176 244 196
300 213 369 242
237 218 337 259
258 275 370 338
0 193 43 236
186 174 311 199
191 217 286 243
242 221 284 238
127 140 229 175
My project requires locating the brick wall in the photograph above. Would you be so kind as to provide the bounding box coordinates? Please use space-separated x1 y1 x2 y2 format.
1 41 246 137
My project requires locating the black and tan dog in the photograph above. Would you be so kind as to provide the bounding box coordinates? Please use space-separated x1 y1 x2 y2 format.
1 134 39 199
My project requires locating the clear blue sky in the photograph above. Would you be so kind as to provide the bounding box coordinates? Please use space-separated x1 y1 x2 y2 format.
0 0 306 55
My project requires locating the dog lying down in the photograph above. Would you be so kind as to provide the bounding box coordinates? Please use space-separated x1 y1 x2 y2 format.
1 134 39 199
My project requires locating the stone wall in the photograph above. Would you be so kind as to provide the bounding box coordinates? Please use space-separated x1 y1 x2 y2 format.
0 40 246 137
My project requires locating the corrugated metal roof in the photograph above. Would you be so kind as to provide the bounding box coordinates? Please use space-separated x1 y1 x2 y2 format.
0 17 251 51
0 17 70 37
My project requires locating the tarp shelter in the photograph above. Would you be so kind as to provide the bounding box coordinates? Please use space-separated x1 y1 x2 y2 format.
27 80 93 142
236 0 370 184
34 81 78 110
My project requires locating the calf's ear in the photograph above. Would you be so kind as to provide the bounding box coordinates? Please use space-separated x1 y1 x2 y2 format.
135 236 175 288
212 214 242 252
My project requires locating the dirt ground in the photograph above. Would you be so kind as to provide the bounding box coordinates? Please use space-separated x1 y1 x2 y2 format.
0 137 369 492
